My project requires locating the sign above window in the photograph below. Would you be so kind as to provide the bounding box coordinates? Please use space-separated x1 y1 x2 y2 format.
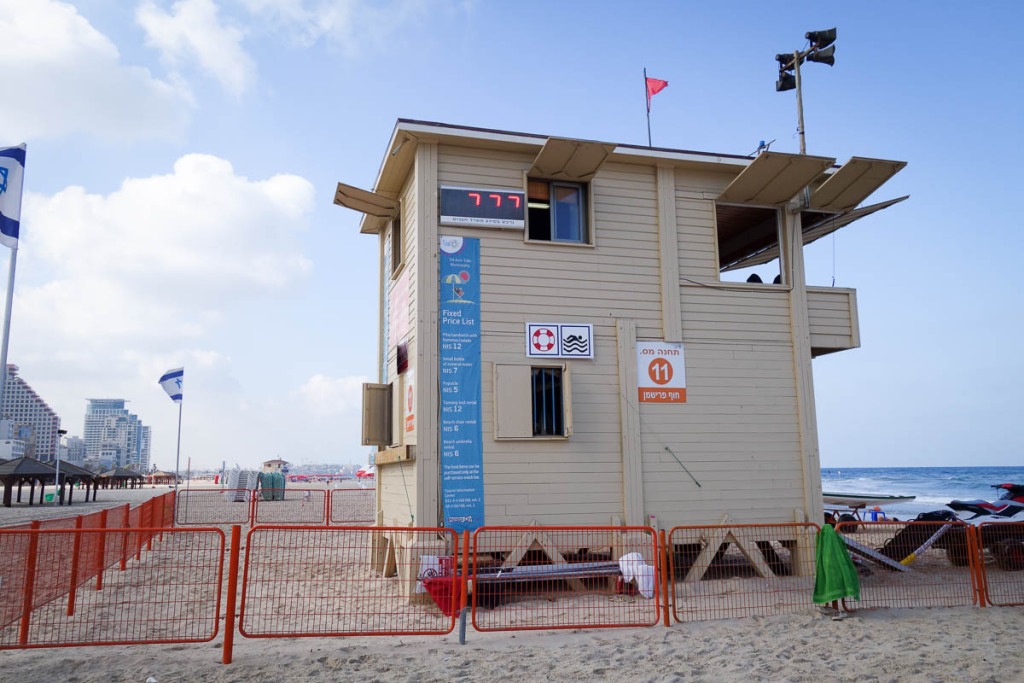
526 323 594 359
440 186 526 229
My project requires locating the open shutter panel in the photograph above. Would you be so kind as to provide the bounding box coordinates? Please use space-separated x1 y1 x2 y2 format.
361 383 392 446
493 364 533 439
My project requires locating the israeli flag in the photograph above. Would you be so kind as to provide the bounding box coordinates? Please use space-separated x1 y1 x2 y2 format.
159 367 184 403
0 144 27 249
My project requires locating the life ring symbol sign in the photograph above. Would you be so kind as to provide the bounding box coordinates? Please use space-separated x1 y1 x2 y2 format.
532 327 557 352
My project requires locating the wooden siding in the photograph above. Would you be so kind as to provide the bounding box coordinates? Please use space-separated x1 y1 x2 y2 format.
375 141 820 530
806 286 859 354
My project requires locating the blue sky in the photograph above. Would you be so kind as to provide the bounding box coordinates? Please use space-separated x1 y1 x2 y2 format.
3 0 1021 469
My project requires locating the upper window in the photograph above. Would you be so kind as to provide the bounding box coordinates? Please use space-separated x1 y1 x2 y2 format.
527 179 588 244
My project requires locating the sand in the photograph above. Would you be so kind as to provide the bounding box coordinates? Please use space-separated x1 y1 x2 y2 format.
1 605 1022 682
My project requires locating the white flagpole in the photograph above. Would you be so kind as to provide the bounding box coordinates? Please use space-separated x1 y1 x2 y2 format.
173 400 182 525
0 244 18 410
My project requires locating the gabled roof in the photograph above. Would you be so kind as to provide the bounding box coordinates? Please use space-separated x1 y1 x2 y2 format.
0 457 56 478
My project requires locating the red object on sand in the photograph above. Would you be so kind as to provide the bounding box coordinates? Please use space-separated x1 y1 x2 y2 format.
422 577 462 617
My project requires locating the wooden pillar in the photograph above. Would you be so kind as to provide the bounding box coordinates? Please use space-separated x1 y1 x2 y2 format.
29 481 36 505
656 165 683 342
414 140 440 528
17 480 22 503
3 481 11 507
616 319 644 525
781 206 824 529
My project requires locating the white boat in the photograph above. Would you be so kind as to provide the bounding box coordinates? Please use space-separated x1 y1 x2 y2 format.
823 492 916 508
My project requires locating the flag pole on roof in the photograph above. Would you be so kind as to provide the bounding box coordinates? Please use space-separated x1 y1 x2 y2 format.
159 367 184 516
0 144 27 413
644 70 668 147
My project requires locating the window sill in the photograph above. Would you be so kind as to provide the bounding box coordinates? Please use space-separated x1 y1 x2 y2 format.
523 238 596 249
390 261 406 281
494 435 570 441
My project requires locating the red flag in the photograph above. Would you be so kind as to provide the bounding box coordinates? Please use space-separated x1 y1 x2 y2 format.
645 77 668 111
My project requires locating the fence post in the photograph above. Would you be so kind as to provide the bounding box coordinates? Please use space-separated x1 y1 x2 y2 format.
95 508 108 591
18 521 42 645
968 525 986 607
120 502 131 571
67 515 84 616
659 529 670 627
460 530 469 614
145 498 154 552
222 525 241 665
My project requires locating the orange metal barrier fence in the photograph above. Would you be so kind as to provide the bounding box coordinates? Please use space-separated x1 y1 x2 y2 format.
252 489 328 525
238 526 458 639
328 488 376 525
834 519 978 609
668 523 819 622
975 521 1024 607
0 497 224 650
175 488 253 525
470 526 661 632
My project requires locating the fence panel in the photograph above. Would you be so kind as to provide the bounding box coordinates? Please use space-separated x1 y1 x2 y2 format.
835 519 977 609
0 527 224 648
253 489 327 525
329 488 376 525
471 526 660 632
668 523 819 622
976 521 1024 606
240 526 457 637
175 488 253 525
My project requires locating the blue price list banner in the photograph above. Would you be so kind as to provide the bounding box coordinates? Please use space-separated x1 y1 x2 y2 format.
439 236 484 532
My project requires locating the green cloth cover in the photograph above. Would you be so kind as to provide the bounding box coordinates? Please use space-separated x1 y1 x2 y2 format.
813 524 860 604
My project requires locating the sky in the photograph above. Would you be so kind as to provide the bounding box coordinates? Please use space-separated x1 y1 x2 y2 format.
2 0 1022 470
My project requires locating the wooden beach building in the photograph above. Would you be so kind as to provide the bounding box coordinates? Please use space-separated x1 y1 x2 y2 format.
335 119 905 540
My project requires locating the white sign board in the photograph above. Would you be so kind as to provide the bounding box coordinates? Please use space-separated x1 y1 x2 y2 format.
636 341 686 403
526 323 594 359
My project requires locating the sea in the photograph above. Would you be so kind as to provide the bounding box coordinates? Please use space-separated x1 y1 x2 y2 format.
820 466 1024 520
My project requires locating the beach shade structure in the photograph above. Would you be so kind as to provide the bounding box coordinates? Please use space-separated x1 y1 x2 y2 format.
99 468 146 490
52 460 101 505
146 470 180 486
355 464 376 480
813 524 860 605
0 456 57 507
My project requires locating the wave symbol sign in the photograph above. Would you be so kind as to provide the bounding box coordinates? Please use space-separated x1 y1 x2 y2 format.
562 334 589 354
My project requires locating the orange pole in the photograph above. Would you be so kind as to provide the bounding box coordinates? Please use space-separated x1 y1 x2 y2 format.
222 525 241 664
18 521 42 645
970 525 987 607
119 502 131 570
145 498 154 552
95 508 108 591
67 515 84 616
460 530 469 613
659 530 670 627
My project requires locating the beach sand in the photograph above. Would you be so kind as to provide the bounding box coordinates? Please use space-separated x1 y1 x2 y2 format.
3 605 1022 682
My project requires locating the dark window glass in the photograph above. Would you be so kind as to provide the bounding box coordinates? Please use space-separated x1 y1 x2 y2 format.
531 367 564 436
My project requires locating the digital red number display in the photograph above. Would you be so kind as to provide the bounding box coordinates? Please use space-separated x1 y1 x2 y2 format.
440 186 526 228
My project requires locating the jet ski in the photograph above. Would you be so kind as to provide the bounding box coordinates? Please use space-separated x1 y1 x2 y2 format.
947 483 1024 523
929 484 1024 571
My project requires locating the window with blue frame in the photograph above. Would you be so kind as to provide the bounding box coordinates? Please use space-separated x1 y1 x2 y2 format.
527 179 588 244
531 367 564 436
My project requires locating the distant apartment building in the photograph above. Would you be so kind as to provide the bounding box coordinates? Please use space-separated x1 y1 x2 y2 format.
63 435 86 463
0 365 61 461
83 399 151 471
0 418 27 460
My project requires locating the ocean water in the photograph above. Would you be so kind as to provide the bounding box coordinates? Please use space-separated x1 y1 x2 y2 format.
820 466 1024 520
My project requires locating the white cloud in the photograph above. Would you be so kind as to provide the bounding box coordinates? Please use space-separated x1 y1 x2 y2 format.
0 0 193 142
296 374 367 417
20 153 315 350
138 0 255 96
238 0 445 53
